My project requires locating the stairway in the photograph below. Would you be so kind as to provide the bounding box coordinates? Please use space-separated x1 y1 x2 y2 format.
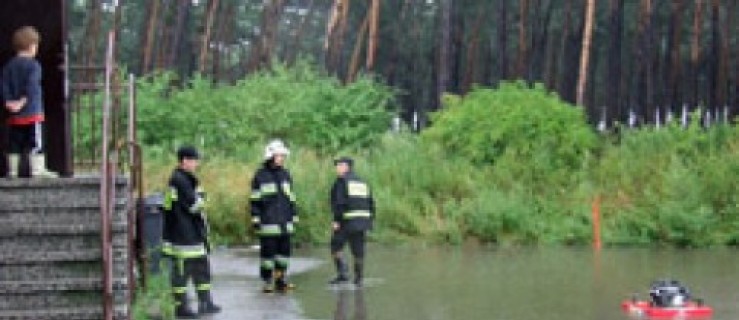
0 177 131 320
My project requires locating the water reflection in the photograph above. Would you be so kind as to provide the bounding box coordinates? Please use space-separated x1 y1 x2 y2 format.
333 289 366 320
295 246 739 320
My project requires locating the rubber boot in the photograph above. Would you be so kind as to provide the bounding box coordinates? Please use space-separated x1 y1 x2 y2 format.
31 154 56 178
260 266 274 293
17 153 31 178
174 293 198 319
353 259 364 287
329 256 349 284
197 290 222 315
274 270 295 292
7 154 19 178
0 153 8 178
262 280 275 293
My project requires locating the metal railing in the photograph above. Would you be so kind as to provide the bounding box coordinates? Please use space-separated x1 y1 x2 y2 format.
97 30 142 320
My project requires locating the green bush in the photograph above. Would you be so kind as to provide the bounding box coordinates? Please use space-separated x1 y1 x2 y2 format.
596 122 738 246
424 82 597 171
136 62 395 156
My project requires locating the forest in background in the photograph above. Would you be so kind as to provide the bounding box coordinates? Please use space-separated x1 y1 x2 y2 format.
68 0 737 129
61 1 737 247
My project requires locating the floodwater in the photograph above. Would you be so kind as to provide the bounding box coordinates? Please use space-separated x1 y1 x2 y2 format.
207 246 739 320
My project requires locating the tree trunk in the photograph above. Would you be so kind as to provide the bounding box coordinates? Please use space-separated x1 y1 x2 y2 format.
449 1 463 93
630 0 653 122
531 0 554 82
140 0 160 74
730 0 738 117
248 0 287 72
154 0 173 71
437 0 451 109
287 0 315 66
384 0 410 87
347 11 370 83
325 0 350 75
79 0 102 82
168 0 191 73
664 0 684 111
366 0 380 70
710 0 727 108
690 0 705 107
643 0 656 122
462 11 485 92
557 0 582 104
212 0 235 81
198 0 220 74
496 0 509 80
576 0 595 107
607 0 624 124
516 0 529 79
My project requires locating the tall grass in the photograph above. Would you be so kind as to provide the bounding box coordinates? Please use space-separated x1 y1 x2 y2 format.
137 68 737 247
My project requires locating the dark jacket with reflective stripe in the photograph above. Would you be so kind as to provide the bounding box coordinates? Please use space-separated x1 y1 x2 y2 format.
250 163 298 236
162 168 208 249
330 172 374 232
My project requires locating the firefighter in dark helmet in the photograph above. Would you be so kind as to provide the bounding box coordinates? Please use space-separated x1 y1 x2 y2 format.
250 139 298 293
329 157 375 287
162 146 221 318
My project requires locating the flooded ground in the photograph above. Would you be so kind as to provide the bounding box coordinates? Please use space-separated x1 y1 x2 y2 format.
205 245 739 320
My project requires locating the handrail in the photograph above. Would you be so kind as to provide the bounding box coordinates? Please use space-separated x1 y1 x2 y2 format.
100 30 115 320
124 73 144 308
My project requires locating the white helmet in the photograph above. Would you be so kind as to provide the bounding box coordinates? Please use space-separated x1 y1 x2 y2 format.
264 139 290 160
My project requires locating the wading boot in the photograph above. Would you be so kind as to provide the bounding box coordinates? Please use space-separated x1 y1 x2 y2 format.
262 280 275 293
174 293 198 319
31 154 56 177
6 154 19 178
353 260 364 287
329 257 349 284
274 270 295 292
197 290 222 315
17 153 31 178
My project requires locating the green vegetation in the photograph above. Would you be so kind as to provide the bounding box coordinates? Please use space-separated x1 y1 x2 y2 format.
138 67 738 248
137 61 395 155
131 274 175 320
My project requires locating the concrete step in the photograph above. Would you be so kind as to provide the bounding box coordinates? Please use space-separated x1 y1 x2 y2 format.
0 260 129 281
0 307 128 320
0 206 127 223
0 176 127 189
0 233 107 254
0 221 128 237
0 290 102 309
0 261 100 281
0 277 129 294
0 249 101 265
0 176 127 211
0 176 132 319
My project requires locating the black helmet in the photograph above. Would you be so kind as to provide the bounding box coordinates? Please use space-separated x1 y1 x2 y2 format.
177 146 200 161
333 156 354 167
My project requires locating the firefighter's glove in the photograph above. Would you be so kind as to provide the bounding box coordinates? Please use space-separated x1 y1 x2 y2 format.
251 217 260 231
190 196 206 213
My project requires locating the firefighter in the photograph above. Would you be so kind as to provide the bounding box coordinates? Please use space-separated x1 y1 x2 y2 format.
250 139 298 293
162 146 221 318
329 157 375 287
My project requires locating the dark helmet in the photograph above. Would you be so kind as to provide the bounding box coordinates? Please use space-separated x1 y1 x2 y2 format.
333 156 354 167
177 145 200 161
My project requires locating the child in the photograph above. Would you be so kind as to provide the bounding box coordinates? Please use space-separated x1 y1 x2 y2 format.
2 26 54 178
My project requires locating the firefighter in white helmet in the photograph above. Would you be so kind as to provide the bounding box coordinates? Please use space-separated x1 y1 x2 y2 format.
249 139 299 292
